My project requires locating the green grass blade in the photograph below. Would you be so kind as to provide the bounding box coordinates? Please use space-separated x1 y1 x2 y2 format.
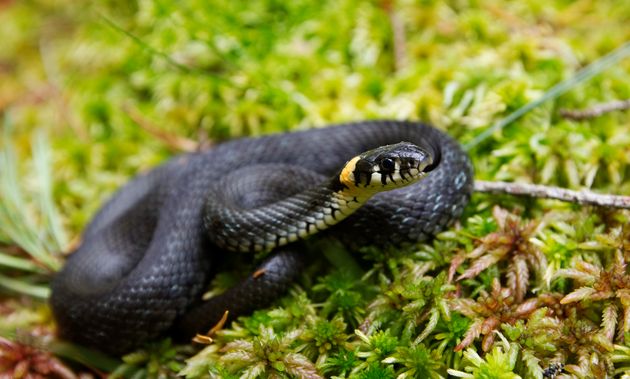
0 115 61 272
464 40 630 151
97 12 230 84
98 12 190 72
32 132 68 252
0 148 49 263
50 341 122 374
0 274 50 299
0 251 46 273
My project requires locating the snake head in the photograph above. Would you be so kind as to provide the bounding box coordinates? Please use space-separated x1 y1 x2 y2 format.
339 141 436 193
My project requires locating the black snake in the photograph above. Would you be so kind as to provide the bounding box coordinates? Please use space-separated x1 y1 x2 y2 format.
50 120 473 355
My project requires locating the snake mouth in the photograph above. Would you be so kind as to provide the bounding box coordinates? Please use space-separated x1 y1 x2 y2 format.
373 163 425 185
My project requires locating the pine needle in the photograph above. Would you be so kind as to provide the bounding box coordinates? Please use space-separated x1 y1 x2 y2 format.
32 131 68 253
0 274 50 299
0 129 60 271
0 114 63 298
0 250 46 273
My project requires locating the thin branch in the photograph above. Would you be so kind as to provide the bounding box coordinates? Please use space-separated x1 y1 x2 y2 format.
474 180 630 209
122 103 212 152
559 99 630 121
381 0 407 72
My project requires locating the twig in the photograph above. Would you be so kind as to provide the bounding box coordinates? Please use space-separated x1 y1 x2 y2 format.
559 99 630 121
474 180 630 209
123 104 211 152
381 0 406 72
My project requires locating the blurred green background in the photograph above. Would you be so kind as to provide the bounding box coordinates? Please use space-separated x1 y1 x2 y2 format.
2 0 630 230
1 0 630 377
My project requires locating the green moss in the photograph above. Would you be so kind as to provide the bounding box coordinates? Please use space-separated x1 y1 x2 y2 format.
2 0 630 378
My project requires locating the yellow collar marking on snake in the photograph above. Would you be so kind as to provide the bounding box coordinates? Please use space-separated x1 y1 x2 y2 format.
339 156 360 189
337 155 372 201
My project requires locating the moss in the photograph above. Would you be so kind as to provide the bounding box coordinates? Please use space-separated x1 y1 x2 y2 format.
2 0 630 377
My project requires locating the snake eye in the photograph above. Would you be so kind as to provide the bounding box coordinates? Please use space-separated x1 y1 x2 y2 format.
380 158 395 171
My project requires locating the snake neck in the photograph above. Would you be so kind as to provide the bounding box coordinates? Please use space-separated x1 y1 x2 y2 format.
204 174 373 253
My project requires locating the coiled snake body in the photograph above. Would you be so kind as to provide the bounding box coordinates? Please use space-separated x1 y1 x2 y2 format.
50 120 473 355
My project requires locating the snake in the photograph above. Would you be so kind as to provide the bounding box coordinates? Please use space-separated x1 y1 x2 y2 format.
50 120 473 355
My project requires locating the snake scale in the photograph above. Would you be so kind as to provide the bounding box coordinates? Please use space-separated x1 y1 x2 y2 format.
50 120 474 355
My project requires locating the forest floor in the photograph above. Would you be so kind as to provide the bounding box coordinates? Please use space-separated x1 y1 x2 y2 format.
2 1 630 378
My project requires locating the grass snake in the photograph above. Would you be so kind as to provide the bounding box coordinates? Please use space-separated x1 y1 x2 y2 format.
50 120 473 355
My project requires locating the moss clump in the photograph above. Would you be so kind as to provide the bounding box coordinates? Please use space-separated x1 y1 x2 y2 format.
2 0 630 377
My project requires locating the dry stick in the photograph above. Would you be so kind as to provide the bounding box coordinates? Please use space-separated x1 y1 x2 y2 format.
123 103 211 152
559 99 630 121
474 180 630 209
381 0 407 72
